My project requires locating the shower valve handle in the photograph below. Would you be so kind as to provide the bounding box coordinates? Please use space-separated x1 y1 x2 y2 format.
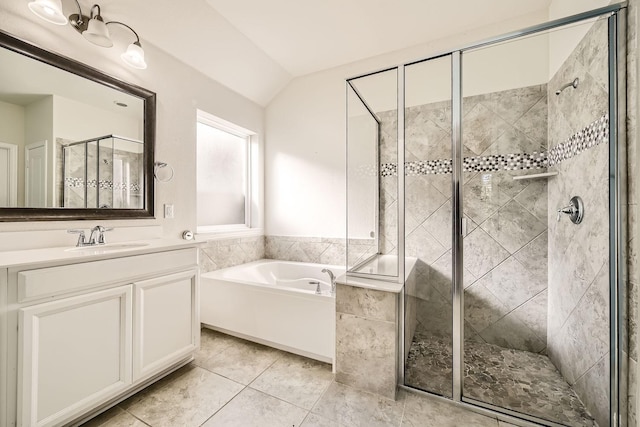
556 196 584 224
556 206 575 221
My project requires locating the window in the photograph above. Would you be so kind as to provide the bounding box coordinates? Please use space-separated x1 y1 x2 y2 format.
196 111 256 234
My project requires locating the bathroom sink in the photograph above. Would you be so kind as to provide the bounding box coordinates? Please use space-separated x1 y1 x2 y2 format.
65 242 151 253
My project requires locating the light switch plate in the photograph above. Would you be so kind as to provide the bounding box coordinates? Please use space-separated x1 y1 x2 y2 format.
164 204 174 219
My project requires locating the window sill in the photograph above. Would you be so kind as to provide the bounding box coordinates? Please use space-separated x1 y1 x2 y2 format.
195 228 263 241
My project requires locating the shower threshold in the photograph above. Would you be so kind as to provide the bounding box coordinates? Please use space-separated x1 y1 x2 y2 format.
405 326 597 426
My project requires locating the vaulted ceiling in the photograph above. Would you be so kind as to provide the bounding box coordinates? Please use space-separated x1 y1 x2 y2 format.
48 0 588 106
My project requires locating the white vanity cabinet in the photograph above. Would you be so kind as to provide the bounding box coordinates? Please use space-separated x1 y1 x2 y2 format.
18 286 133 427
0 245 199 427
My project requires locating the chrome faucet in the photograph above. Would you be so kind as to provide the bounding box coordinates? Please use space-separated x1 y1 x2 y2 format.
89 225 113 245
67 225 113 247
322 268 336 294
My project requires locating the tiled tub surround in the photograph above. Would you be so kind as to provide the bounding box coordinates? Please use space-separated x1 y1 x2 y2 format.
546 17 610 427
199 235 265 274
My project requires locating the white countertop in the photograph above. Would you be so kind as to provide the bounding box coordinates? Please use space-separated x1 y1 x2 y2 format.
0 238 202 269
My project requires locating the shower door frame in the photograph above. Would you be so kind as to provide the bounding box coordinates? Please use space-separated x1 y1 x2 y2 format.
347 2 628 426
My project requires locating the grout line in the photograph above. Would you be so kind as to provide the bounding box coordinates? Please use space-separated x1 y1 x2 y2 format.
197 384 248 427
553 261 607 335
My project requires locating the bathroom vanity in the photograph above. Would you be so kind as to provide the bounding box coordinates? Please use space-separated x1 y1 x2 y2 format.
0 239 200 427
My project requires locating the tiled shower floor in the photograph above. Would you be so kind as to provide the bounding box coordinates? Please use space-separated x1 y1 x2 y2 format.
405 327 598 426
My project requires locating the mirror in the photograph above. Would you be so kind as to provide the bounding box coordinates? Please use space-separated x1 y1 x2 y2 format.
0 30 155 221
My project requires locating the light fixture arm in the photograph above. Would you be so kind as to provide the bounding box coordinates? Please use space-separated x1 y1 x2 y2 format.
106 21 142 45
89 4 102 20
73 0 84 24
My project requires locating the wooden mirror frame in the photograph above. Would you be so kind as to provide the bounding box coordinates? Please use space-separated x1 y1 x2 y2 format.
0 30 155 221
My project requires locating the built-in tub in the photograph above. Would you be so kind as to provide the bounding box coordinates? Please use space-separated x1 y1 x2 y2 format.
200 259 345 365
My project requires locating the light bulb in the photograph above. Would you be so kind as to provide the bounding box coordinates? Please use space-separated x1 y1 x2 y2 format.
28 0 68 25
121 43 147 69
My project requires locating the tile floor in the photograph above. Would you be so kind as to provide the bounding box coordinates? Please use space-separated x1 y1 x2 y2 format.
405 327 597 426
81 328 520 427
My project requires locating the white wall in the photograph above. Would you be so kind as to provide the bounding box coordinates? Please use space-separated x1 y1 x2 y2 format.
0 3 264 238
24 96 55 207
0 100 25 206
53 95 142 142
265 10 549 238
548 0 613 77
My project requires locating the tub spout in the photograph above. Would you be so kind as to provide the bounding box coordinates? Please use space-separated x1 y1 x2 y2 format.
322 269 336 294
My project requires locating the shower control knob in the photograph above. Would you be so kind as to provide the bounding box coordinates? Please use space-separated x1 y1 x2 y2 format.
556 196 584 224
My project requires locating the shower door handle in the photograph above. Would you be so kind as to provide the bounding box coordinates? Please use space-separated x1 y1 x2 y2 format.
461 217 468 236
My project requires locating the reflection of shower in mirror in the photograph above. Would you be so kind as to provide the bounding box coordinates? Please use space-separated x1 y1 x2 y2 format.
61 135 143 209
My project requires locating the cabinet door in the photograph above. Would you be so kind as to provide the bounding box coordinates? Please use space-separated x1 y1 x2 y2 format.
18 286 132 427
133 269 198 381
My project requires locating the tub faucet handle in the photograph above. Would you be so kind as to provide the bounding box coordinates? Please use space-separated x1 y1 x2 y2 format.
309 281 321 295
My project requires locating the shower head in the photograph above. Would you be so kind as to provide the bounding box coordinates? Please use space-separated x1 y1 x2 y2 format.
555 77 579 95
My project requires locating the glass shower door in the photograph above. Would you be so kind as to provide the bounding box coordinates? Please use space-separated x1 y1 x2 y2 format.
403 55 454 397
460 17 610 426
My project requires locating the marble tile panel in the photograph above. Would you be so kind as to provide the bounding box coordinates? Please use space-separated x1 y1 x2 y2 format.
405 225 448 265
319 241 347 266
463 102 513 155
336 284 397 322
514 179 548 223
311 382 405 427
198 337 283 385
486 84 546 125
123 366 243 427
479 200 547 254
514 95 548 148
513 230 548 283
551 263 610 385
463 228 510 279
573 353 609 427
629 357 638 427
481 257 547 312
335 313 397 399
405 117 448 161
478 309 546 353
630 281 639 361
202 387 308 427
415 283 453 338
405 175 448 223
511 290 548 343
80 407 146 427
401 392 499 427
463 173 513 224
287 241 332 263
480 126 542 160
265 236 296 260
464 283 510 333
250 352 333 410
426 250 477 292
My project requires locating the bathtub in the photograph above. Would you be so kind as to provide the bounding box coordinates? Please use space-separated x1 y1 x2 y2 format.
200 259 345 365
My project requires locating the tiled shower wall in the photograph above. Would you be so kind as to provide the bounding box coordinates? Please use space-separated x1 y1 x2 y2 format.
546 18 610 427
378 85 549 354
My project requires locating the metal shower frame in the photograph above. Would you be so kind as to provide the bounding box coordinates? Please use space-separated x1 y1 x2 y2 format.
346 3 627 426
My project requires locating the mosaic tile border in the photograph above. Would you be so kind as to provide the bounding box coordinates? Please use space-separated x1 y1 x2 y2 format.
64 177 141 192
379 113 608 176
547 114 609 166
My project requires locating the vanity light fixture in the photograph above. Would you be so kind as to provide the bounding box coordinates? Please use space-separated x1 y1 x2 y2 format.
28 0 147 69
